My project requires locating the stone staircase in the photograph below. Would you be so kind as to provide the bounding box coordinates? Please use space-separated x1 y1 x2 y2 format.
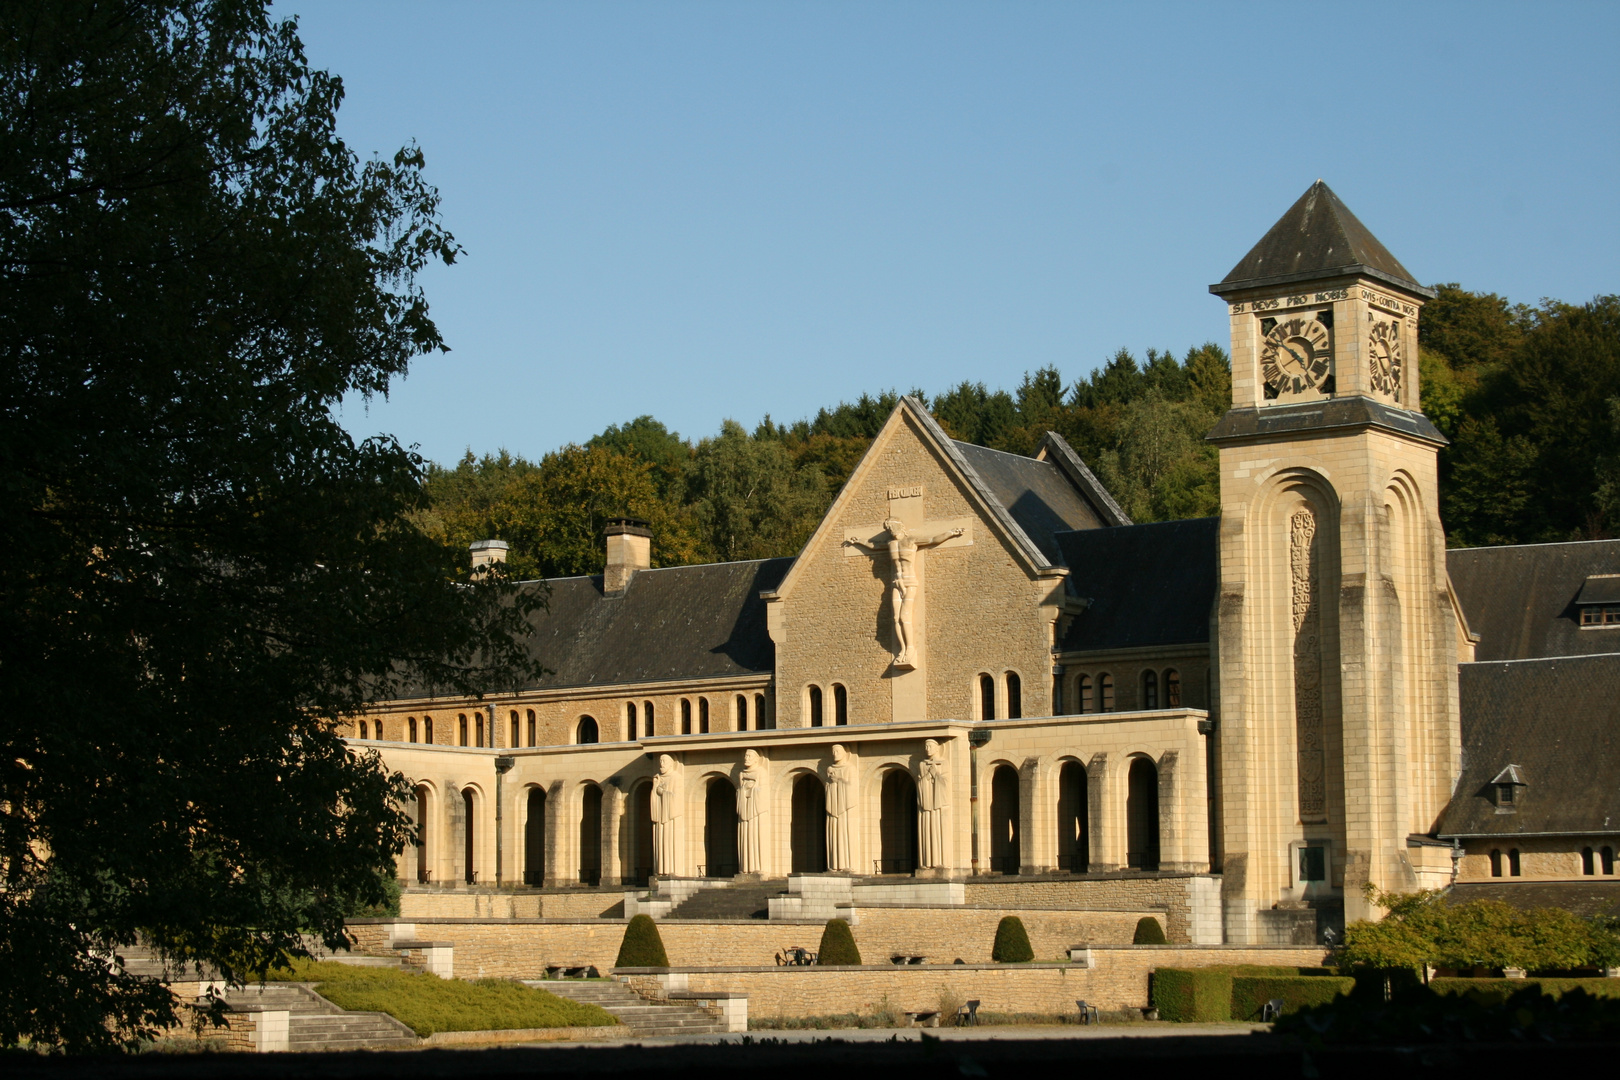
664 879 785 920
530 979 729 1036
223 982 418 1051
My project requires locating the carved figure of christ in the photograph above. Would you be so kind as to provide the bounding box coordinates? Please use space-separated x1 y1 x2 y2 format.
844 517 963 669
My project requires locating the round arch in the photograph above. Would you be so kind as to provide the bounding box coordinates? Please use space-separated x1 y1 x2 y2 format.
876 767 918 875
1124 754 1160 871
987 761 1020 874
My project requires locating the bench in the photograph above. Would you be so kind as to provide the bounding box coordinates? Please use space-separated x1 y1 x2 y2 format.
905 1010 941 1028
1261 997 1285 1022
889 955 927 965
1075 1000 1099 1025
955 999 981 1027
544 964 598 979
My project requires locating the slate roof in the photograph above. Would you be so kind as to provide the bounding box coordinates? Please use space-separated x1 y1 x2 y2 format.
496 558 791 692
1448 539 1620 661
1053 517 1220 653
1211 180 1433 298
1438 654 1620 838
952 440 1110 565
1446 881 1620 918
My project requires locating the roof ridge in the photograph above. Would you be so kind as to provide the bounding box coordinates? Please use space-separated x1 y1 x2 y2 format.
1450 537 1620 552
1462 652 1620 666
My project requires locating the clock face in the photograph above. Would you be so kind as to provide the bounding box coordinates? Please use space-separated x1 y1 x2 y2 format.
1260 316 1333 398
1367 319 1403 400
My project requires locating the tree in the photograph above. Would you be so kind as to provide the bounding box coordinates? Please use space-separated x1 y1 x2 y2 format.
686 420 827 562
817 917 862 965
615 914 670 968
0 0 540 1049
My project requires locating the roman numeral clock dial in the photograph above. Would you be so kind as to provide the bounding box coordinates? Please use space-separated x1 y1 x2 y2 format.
1260 315 1333 399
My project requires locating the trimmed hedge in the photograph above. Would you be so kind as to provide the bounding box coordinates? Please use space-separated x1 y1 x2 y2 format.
615 914 669 968
991 916 1034 962
1431 977 1620 1004
818 918 862 966
1230 975 1353 1020
1151 968 1233 1022
1132 916 1167 944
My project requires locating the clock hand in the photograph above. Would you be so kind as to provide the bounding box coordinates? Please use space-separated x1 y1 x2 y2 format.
1282 344 1307 369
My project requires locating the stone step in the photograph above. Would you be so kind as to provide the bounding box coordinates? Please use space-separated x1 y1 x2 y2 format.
528 980 727 1035
664 880 787 920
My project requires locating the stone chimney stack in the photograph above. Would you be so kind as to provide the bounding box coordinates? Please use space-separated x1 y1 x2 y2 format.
469 539 509 578
604 518 652 593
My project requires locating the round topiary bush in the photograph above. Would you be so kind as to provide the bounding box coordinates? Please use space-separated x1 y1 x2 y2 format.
817 918 862 966
615 913 670 968
1133 916 1168 944
991 915 1034 962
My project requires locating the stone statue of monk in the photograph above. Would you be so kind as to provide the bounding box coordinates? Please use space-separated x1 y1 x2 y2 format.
825 744 854 872
736 749 767 874
916 738 950 869
650 753 681 876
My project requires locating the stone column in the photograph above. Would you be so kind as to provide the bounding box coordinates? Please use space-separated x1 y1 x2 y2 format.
1085 754 1115 873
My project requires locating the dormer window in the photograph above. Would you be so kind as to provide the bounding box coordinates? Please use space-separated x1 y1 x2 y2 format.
1577 575 1620 627
1491 764 1526 811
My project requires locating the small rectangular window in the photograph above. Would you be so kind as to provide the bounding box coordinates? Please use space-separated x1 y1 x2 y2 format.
1298 846 1326 882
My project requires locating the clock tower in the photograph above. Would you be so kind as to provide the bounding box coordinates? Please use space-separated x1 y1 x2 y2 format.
1208 181 1462 943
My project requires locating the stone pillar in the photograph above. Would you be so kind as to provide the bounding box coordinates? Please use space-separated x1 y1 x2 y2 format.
1086 753 1115 873
600 782 624 888
1018 757 1044 875
543 779 568 888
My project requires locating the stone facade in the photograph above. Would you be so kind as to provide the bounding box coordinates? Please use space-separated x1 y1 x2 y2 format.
348 182 1500 951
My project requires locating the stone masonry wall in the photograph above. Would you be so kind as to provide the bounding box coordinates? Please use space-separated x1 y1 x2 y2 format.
640 945 1329 1016
349 904 1158 978
964 876 1198 941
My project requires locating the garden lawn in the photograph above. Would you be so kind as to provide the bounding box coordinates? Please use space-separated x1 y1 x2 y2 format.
269 960 618 1037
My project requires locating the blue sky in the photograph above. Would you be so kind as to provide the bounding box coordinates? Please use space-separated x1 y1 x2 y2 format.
281 1 1620 466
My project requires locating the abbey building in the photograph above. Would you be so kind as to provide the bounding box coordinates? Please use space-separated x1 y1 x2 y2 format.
353 182 1620 944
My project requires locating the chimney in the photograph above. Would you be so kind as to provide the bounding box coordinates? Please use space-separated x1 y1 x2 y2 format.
469 539 509 578
604 518 652 593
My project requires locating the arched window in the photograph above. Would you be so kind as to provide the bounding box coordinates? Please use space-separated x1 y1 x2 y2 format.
681 698 692 735
1077 675 1093 714
1489 848 1502 877
644 701 655 737
1165 669 1182 707
423 715 434 744
626 701 638 740
1126 756 1160 870
358 720 368 740
1508 848 1522 877
409 717 418 743
979 674 996 720
704 777 739 878
808 685 823 727
1583 847 1596 875
698 697 710 734
475 713 485 748
1057 760 1088 872
1099 674 1115 712
523 787 546 885
1142 670 1158 709
576 715 599 744
1005 672 1021 719
458 714 468 746
989 764 1020 874
755 693 768 730
526 709 536 747
736 694 748 731
461 788 476 883
414 785 431 883
510 710 520 747
1603 846 1616 875
833 684 848 726
579 784 602 885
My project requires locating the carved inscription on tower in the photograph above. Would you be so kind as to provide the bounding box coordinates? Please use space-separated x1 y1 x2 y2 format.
1290 509 1327 823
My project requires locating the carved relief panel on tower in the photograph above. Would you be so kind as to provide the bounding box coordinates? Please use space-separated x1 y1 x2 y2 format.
1290 508 1328 824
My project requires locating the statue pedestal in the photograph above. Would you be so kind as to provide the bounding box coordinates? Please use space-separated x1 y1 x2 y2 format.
733 872 765 885
913 867 951 881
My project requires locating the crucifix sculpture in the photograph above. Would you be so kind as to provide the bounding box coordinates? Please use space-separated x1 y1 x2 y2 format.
844 515 964 670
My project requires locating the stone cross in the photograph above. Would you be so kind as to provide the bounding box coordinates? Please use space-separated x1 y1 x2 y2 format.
842 485 972 670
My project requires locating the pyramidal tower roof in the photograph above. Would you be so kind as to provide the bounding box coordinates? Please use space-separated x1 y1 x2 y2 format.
1211 180 1434 298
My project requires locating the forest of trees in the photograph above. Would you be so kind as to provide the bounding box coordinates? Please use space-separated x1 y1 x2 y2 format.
421 286 1620 579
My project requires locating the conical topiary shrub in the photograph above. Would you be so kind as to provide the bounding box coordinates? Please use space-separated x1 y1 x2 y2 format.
615 913 670 968
1133 916 1167 944
817 917 862 966
991 915 1034 962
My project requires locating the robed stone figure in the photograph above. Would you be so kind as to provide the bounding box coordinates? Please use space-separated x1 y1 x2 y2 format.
737 749 767 874
825 744 854 872
650 754 681 876
916 739 949 869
